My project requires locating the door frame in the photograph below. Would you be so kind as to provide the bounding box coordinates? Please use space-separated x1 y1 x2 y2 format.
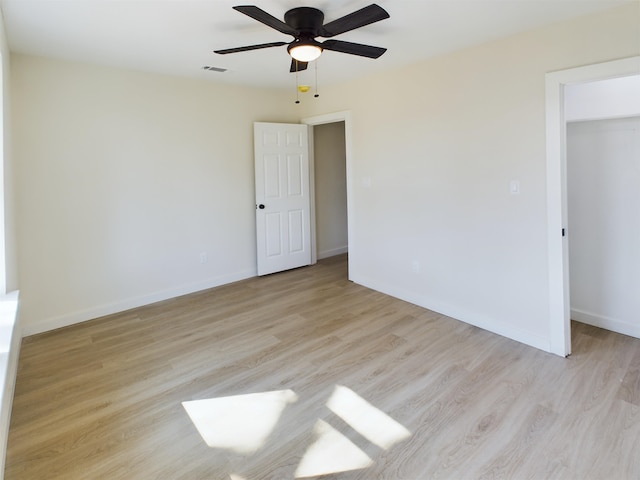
302 111 353 279
545 56 640 357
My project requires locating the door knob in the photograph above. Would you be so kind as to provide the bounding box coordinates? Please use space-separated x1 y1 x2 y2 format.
258 204 265 209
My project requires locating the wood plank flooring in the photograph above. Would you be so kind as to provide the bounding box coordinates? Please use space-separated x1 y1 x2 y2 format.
5 254 640 479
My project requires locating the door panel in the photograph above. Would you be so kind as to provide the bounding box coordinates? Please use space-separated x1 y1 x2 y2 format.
287 155 303 196
264 154 280 197
255 122 311 276
288 209 304 253
265 213 282 257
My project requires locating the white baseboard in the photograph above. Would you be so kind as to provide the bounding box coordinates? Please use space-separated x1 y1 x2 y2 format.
22 269 257 337
350 273 551 353
317 246 348 260
571 308 640 339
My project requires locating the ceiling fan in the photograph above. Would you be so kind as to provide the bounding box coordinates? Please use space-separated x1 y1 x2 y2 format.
214 4 390 72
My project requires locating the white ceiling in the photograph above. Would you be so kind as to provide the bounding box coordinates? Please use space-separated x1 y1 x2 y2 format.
0 0 633 89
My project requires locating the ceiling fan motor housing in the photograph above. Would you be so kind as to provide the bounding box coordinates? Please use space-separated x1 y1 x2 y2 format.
284 7 324 35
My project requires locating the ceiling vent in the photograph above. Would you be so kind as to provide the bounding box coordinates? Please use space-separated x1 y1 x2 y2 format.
202 65 227 73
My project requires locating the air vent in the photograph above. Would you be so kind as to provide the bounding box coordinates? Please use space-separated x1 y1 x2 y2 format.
202 65 227 73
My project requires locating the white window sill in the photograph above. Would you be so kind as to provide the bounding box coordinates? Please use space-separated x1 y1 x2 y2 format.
0 291 20 480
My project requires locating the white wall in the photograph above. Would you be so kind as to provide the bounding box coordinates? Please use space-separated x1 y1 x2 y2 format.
12 55 298 334
3 2 636 474
0 8 16 295
313 121 348 259
567 117 640 338
9 3 640 351
565 75 640 122
0 7 19 478
300 3 640 351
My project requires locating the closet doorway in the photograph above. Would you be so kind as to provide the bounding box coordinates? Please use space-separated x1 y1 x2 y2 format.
303 112 353 278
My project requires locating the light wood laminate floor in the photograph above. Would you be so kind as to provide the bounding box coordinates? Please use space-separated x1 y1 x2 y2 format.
6 255 640 479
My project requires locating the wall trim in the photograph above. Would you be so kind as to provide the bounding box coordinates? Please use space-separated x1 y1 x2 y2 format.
572 309 640 339
317 246 348 260
21 270 256 337
351 274 551 354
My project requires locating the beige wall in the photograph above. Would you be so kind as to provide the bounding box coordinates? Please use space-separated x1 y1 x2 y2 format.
0 8 15 293
302 4 640 349
12 55 298 333
9 3 640 350
313 121 347 259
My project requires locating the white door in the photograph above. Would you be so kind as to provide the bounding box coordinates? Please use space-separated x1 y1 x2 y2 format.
254 122 311 276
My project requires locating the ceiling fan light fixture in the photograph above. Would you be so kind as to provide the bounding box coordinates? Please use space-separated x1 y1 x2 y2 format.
217 4 390 74
288 43 322 62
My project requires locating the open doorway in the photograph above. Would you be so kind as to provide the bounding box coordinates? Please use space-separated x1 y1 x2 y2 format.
566 115 640 339
545 56 640 357
303 111 353 280
312 121 348 260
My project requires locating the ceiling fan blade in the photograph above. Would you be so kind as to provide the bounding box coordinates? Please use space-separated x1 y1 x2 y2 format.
290 59 308 73
214 41 288 55
321 39 386 59
319 4 389 38
233 5 298 36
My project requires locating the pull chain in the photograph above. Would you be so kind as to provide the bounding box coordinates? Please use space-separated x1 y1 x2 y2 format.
295 61 301 104
314 60 319 98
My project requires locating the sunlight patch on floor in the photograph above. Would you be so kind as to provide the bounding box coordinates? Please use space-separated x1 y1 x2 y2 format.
294 419 373 478
327 385 411 449
182 389 298 454
182 385 411 477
